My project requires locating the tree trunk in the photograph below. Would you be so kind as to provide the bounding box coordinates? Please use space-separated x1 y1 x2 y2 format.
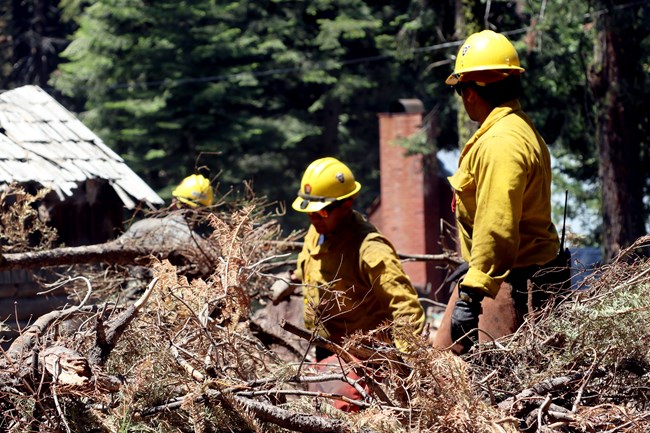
589 1 647 261
0 242 158 270
0 235 219 277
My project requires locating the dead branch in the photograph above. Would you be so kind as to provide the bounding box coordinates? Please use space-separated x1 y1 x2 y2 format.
0 242 153 270
87 277 158 366
280 320 398 408
138 387 377 433
497 369 607 417
266 240 463 266
226 393 376 433
498 373 579 411
4 276 94 364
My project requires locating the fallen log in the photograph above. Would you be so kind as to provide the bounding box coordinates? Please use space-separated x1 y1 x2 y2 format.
0 242 152 270
0 238 217 269
0 211 220 272
1 245 461 270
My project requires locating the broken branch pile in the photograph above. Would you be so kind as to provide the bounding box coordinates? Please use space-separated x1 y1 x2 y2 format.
0 189 648 432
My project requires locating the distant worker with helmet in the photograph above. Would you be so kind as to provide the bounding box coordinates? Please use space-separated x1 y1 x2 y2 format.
171 174 215 208
289 157 425 360
434 30 569 354
119 173 215 253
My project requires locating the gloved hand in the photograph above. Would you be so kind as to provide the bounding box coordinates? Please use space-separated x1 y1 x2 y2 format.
270 271 296 305
450 287 483 353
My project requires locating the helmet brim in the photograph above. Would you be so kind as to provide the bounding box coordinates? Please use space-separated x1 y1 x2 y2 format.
445 73 460 86
291 196 330 213
174 196 200 208
446 66 525 86
291 181 361 213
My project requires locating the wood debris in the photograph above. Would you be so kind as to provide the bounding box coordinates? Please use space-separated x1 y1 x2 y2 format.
0 190 648 432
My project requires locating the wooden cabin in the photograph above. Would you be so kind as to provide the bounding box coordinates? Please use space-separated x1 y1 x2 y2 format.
0 85 163 339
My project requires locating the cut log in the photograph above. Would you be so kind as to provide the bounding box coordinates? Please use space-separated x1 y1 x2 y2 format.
250 292 308 361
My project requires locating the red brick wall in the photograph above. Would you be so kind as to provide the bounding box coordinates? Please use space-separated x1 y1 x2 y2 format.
371 112 453 301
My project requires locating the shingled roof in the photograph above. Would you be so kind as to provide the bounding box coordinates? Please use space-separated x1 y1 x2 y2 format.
0 85 163 208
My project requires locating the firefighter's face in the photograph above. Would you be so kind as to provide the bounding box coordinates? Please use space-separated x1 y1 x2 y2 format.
307 200 351 234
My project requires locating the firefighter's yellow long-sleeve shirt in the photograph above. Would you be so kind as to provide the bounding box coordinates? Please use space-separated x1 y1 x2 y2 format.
448 100 560 299
295 210 425 346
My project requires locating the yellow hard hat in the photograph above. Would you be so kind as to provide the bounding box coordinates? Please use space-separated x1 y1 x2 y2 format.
446 30 525 86
292 157 361 213
172 174 214 207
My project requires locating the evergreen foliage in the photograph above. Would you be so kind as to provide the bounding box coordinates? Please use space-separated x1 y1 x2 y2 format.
52 0 454 232
0 0 646 245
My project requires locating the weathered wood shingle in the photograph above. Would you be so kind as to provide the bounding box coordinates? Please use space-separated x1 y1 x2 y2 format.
0 85 163 208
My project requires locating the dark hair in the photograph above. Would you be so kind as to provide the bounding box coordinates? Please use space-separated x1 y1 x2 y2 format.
469 74 522 107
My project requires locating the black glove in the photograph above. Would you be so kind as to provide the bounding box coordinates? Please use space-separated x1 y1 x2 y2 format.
450 287 483 353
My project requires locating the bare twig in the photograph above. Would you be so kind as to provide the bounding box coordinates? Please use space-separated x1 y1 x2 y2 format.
51 362 72 433
280 320 399 407
572 347 608 413
537 394 552 432
5 277 94 362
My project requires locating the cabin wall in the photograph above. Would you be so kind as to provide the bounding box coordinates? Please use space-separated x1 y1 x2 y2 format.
44 179 125 246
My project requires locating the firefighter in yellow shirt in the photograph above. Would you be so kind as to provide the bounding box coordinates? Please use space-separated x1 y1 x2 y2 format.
434 30 569 354
292 157 425 361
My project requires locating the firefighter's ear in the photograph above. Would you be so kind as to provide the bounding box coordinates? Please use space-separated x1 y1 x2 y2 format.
342 199 354 208
464 85 479 102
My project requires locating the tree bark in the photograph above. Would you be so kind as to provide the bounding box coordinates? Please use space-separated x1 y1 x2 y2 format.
0 242 153 270
589 1 647 261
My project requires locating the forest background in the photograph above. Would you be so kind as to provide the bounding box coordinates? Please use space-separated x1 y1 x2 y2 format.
0 0 648 262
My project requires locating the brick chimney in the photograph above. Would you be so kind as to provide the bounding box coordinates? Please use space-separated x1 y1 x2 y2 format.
370 99 454 302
